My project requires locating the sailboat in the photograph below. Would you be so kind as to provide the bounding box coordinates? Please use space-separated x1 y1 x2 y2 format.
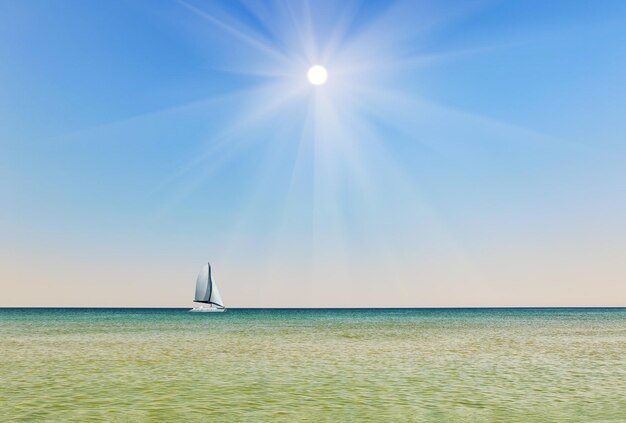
190 262 226 312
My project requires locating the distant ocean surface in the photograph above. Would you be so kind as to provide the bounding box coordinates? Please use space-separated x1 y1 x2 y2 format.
1 308 625 422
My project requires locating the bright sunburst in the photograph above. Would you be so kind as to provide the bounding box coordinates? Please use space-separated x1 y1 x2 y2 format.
307 65 328 86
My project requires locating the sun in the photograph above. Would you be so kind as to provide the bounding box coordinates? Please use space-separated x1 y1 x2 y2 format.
307 65 328 86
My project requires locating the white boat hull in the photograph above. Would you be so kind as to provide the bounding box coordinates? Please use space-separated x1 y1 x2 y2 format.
190 305 226 312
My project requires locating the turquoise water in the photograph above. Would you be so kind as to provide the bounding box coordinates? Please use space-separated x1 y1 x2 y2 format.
1 308 625 422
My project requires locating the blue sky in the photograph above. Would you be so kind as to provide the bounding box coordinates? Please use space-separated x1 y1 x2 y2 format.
1 0 625 307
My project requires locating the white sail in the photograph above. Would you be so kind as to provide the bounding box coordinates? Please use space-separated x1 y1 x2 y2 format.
193 262 225 307
194 263 210 302
209 277 224 307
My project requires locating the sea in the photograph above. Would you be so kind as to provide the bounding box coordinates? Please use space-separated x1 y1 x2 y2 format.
1 308 625 422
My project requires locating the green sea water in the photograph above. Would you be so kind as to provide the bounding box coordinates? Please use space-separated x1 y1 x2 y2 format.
1 308 625 422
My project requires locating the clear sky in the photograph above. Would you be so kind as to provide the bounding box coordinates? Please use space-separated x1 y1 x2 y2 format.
1 0 626 307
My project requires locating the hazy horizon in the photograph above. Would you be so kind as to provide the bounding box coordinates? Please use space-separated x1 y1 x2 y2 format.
2 0 626 308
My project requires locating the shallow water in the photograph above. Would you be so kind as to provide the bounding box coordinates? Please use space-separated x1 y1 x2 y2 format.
1 308 625 422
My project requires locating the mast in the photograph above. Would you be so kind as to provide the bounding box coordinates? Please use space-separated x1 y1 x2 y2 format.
207 262 213 304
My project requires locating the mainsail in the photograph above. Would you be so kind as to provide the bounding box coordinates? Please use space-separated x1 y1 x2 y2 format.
194 262 224 307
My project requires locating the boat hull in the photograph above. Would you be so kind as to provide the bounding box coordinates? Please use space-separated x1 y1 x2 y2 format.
190 305 226 312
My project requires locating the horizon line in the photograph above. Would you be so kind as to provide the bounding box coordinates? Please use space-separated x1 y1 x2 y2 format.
2 306 625 310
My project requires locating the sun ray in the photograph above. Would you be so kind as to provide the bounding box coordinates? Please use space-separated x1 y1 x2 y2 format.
348 84 584 152
340 0 488 54
47 89 253 146
318 0 365 62
176 0 291 65
307 81 483 284
146 81 311 220
330 45 507 79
